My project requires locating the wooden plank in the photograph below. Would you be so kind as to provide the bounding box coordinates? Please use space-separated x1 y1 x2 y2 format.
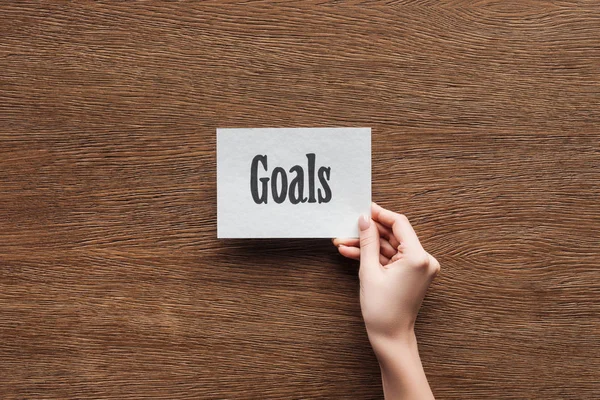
1 2 598 399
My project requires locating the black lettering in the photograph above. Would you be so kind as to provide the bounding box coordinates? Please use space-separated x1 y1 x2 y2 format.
288 165 307 204
271 167 288 204
317 166 332 203
306 153 316 203
250 155 269 204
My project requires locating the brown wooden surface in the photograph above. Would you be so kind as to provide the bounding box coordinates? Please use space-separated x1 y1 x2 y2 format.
1 2 599 399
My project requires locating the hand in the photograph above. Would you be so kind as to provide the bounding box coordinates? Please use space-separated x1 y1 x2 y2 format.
333 203 439 399
332 203 440 348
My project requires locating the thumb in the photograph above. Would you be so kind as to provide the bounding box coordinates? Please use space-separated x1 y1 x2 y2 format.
358 214 380 269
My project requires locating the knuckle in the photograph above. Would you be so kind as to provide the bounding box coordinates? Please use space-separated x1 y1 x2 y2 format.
360 236 378 248
419 254 431 270
429 255 441 276
410 251 430 270
396 213 409 224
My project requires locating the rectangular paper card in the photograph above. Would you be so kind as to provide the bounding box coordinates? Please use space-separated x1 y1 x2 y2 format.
217 127 371 238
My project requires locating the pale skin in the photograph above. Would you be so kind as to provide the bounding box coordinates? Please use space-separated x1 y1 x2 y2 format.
332 203 440 400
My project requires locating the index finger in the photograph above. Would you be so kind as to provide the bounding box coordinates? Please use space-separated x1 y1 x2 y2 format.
371 202 420 246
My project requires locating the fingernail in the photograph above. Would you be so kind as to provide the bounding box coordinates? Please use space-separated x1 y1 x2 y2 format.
358 214 370 231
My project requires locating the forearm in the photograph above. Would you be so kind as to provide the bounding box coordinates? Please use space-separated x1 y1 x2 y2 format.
369 331 434 400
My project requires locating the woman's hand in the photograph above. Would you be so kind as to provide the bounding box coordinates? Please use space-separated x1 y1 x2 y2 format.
333 203 439 399
333 203 440 342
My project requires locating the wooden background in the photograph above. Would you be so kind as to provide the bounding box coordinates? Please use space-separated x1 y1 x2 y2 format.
1 2 599 399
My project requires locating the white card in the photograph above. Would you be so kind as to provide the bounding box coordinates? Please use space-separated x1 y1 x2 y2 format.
217 127 371 238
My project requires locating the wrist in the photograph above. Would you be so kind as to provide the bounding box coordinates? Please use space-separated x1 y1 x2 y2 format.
367 328 418 361
367 329 434 400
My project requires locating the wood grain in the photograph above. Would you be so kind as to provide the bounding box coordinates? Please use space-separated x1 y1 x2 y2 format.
1 2 599 399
